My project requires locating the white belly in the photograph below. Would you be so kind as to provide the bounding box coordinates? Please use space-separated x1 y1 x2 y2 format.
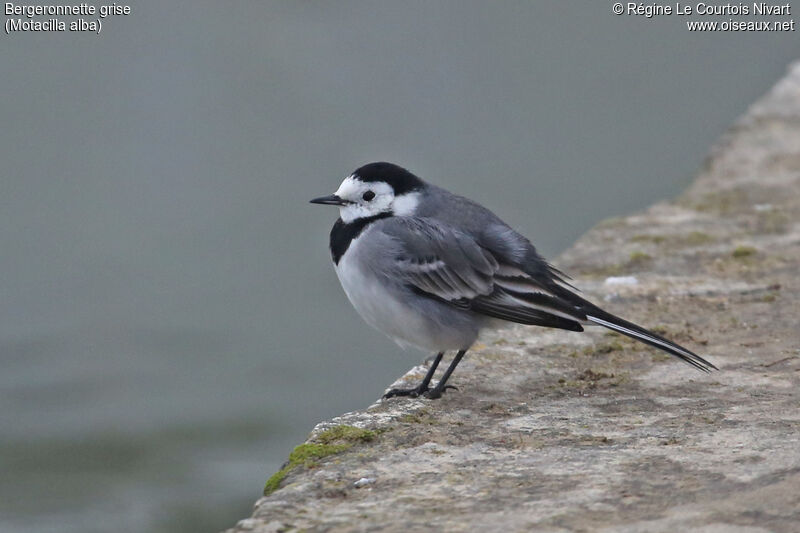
334 235 478 352
335 255 429 351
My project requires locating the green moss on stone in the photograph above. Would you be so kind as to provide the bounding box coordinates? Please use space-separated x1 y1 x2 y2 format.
628 251 653 264
629 231 713 247
291 442 350 465
263 425 377 495
594 341 625 354
263 467 288 495
587 263 624 277
315 425 376 444
630 234 667 244
398 409 436 425
685 231 713 245
732 245 757 258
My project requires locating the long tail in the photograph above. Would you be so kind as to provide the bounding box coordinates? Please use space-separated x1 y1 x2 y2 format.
468 257 717 372
583 307 717 373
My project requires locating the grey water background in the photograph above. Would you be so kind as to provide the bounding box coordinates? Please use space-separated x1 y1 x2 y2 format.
1 2 797 532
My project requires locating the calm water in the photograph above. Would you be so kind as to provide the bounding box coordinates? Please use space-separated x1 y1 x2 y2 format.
1 2 797 531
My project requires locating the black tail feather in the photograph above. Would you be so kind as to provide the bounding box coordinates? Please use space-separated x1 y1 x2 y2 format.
585 308 717 372
471 299 585 332
542 283 717 372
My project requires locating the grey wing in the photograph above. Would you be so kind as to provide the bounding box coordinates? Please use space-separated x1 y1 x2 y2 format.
384 217 496 301
418 186 578 291
379 217 586 332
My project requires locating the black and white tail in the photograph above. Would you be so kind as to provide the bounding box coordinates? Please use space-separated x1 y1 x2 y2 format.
584 307 717 372
534 278 718 372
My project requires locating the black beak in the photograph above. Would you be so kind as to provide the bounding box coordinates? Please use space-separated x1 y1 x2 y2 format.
309 194 348 206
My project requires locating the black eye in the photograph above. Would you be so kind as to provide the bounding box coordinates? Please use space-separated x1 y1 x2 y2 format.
362 190 375 201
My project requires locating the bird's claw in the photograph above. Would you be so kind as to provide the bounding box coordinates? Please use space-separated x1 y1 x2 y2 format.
383 385 429 399
422 385 458 399
383 384 457 400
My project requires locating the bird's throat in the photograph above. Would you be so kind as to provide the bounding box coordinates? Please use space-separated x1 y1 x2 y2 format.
329 213 392 265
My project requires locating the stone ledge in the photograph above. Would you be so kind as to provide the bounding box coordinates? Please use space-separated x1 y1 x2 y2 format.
227 62 800 533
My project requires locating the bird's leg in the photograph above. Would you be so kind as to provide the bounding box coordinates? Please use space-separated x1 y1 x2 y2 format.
424 349 467 399
383 352 444 399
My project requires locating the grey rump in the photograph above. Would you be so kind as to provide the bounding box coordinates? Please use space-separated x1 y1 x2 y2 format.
310 162 716 400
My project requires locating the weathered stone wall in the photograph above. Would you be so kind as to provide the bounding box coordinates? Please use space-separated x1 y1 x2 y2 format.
228 63 800 533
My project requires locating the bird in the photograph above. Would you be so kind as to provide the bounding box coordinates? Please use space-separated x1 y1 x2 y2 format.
310 162 716 400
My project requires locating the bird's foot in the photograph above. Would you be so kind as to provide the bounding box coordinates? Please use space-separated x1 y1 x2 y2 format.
383 384 458 400
422 385 457 400
383 385 429 399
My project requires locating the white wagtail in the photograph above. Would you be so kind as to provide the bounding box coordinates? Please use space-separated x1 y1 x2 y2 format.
311 162 716 399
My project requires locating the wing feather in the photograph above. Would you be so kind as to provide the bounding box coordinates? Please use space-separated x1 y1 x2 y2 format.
383 217 585 332
375 211 714 371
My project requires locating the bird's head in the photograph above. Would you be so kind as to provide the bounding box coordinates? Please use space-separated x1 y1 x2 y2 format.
310 162 424 223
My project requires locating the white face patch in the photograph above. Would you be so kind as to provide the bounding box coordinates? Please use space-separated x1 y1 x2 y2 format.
334 175 395 223
391 191 421 217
